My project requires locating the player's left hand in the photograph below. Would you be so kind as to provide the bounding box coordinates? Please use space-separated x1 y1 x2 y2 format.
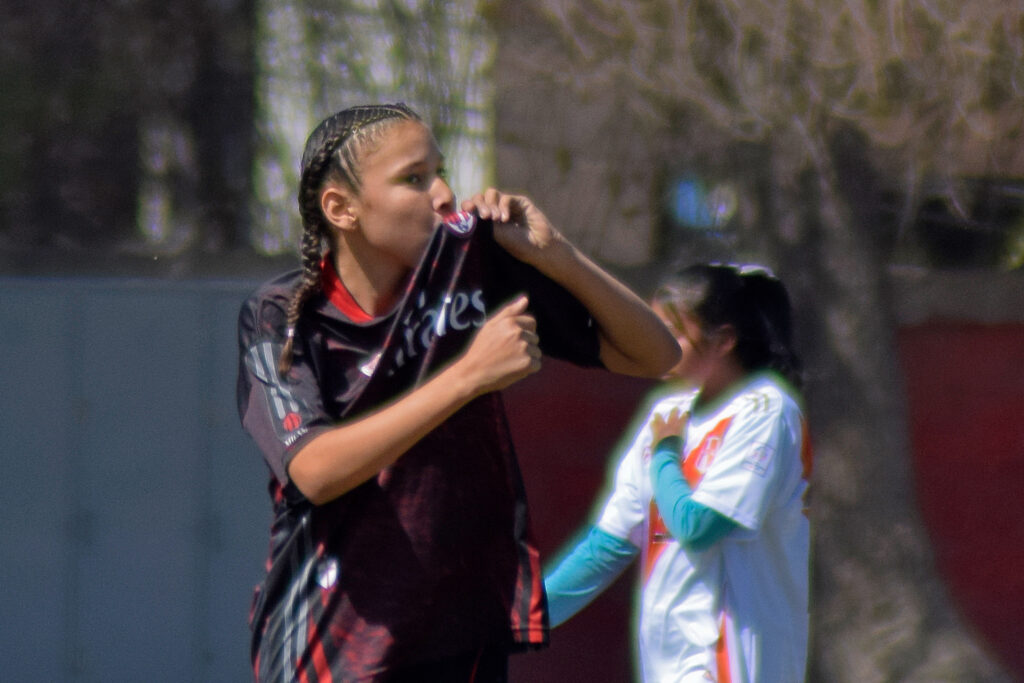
650 407 688 446
462 188 567 266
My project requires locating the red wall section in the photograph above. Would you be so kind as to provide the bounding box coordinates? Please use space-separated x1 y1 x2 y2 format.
898 323 1024 679
494 323 1023 681
503 359 656 683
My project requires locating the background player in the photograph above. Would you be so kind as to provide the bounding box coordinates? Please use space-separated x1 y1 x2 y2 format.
237 102 680 682
544 262 811 682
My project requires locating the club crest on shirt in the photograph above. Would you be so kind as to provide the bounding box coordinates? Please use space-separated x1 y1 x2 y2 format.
316 557 339 590
742 443 774 476
442 211 477 237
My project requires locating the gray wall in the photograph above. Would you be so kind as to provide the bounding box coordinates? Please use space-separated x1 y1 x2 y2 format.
1 278 269 682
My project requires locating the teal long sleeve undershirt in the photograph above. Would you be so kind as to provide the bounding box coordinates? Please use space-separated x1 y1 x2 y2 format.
544 526 638 627
650 435 737 552
543 436 739 629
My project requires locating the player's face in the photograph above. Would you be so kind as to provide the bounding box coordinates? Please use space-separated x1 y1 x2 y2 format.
348 119 456 271
653 301 717 385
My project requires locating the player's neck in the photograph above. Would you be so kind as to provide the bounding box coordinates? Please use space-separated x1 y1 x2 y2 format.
332 250 410 318
695 361 746 410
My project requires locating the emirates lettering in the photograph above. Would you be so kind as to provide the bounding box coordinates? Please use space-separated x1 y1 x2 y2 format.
394 288 487 370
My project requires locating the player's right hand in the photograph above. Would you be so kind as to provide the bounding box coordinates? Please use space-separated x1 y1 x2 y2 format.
650 407 688 447
454 295 541 396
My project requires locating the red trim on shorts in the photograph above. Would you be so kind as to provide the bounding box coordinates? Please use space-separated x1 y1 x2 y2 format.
320 254 373 323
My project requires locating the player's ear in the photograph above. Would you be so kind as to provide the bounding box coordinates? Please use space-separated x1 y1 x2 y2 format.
712 324 738 358
321 184 359 233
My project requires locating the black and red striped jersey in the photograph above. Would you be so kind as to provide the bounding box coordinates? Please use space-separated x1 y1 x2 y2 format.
237 212 601 681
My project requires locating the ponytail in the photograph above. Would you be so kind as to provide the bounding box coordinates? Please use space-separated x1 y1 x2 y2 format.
736 269 803 389
654 263 803 389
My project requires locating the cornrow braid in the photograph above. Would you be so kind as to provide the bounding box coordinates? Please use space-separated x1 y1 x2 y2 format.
277 103 422 374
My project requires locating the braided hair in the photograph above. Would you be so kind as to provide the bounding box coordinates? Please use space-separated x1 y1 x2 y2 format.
654 263 804 389
278 103 422 374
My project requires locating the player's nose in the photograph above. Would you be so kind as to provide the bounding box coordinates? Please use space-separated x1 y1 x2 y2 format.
432 176 455 215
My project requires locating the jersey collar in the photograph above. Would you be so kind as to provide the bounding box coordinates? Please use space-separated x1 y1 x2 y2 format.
320 254 374 323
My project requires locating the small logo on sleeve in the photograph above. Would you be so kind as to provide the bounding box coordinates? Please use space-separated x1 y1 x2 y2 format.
742 443 774 476
282 412 302 432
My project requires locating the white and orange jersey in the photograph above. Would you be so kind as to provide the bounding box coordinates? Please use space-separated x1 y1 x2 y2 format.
597 373 811 682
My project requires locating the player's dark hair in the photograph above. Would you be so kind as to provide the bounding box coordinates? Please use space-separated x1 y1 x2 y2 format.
279 103 422 374
654 263 803 389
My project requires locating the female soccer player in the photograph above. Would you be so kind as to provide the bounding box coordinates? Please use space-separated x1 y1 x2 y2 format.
545 263 811 682
237 102 680 682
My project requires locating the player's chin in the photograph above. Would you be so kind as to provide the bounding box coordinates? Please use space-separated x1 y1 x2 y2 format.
406 232 434 263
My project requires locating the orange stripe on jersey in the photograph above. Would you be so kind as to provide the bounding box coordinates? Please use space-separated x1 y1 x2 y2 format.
644 417 734 583
715 613 732 683
682 416 733 486
643 500 670 582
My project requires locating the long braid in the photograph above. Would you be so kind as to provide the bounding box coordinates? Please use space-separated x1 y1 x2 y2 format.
277 103 422 374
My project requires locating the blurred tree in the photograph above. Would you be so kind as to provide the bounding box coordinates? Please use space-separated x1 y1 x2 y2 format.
1 0 495 265
496 0 1024 680
0 1 255 261
250 0 495 255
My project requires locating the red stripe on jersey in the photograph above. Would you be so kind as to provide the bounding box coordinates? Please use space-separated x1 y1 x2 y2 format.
526 541 546 642
311 636 331 683
320 254 373 323
296 616 332 683
511 536 547 643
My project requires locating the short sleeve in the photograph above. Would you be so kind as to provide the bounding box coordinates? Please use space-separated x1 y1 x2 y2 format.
482 227 602 368
236 290 334 490
690 390 802 530
595 414 653 548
